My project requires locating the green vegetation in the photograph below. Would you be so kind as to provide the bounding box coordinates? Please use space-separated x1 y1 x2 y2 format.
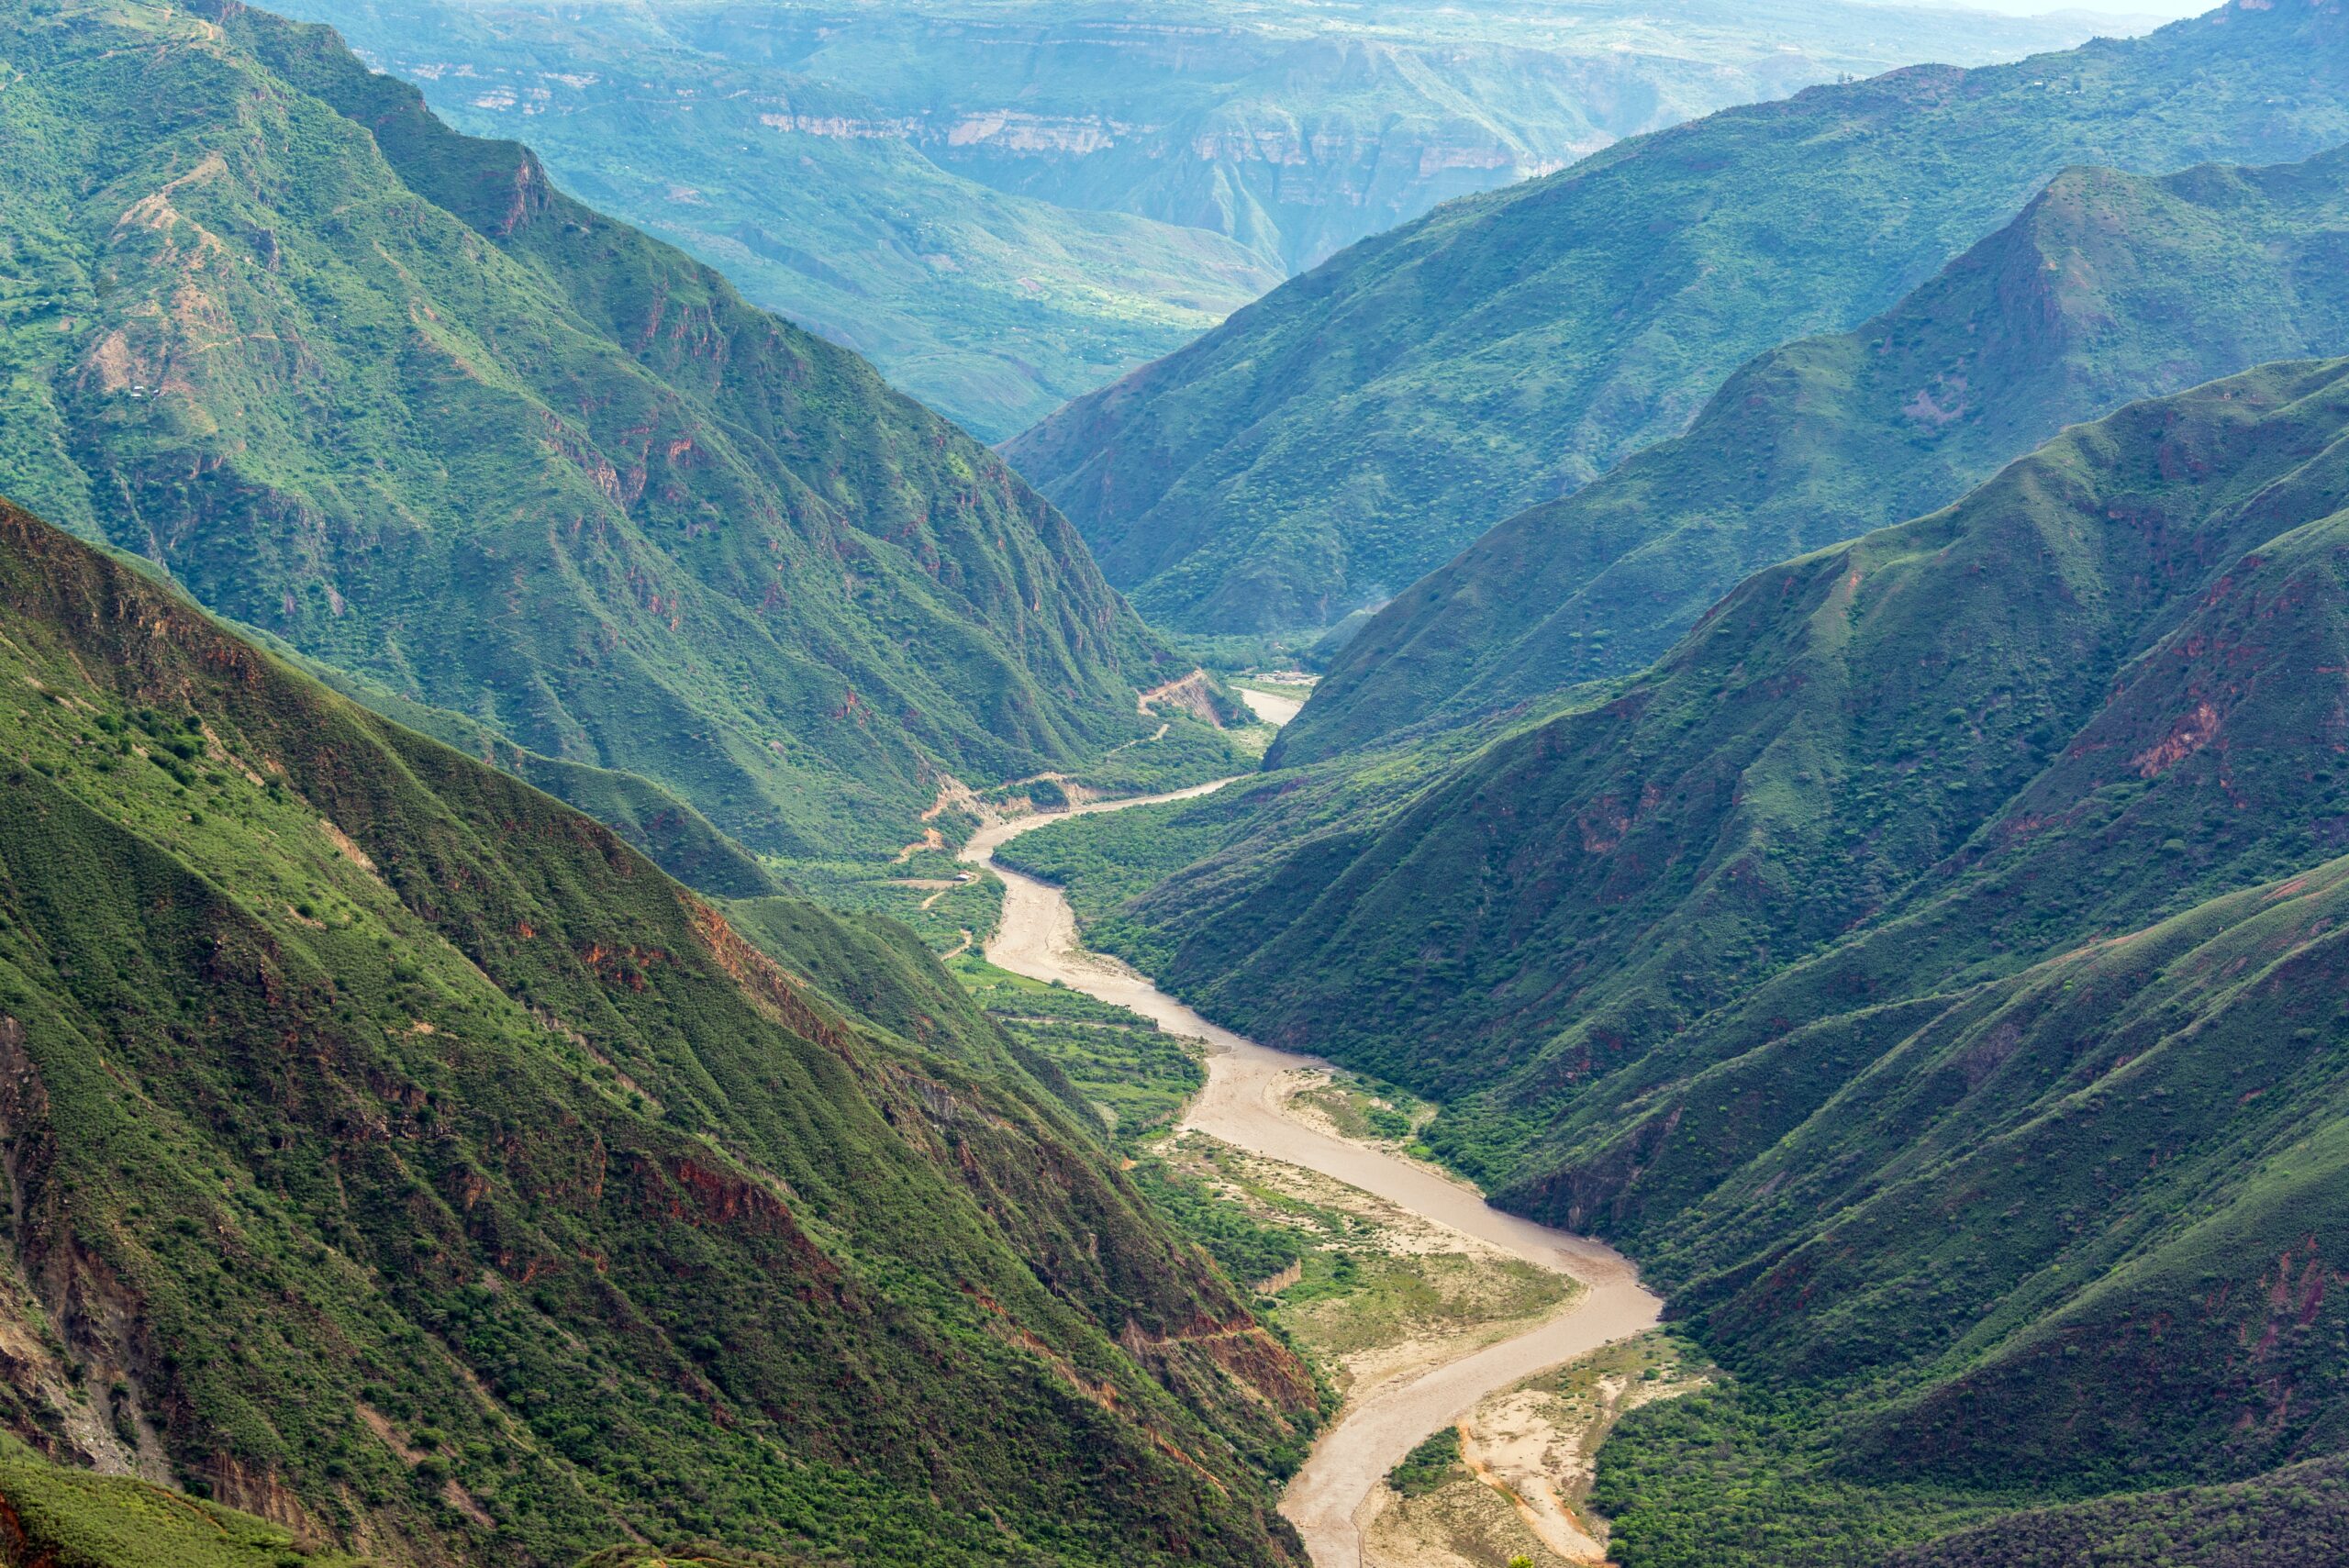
0 497 1316 1565
1386 1427 1464 1498
1072 713 1254 797
261 0 1280 441
0 0 1197 873
1887 1455 2349 1568
1130 1159 1312 1293
1006 2 2349 632
575 1553 804 1568
575 1552 807 1568
285 648 786 897
996 689 1571 973
1590 1391 2005 1566
1280 1251 1565 1363
0 1435 368 1568
1286 144 2349 762
1294 1073 1424 1146
953 964 1313 1290
268 1 2098 440
965 964 1206 1148
1016 355 2349 1558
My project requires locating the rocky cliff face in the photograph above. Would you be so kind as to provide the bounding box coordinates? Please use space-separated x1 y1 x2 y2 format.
696 6 2107 274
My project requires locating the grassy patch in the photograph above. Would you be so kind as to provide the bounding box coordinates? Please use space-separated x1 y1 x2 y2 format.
0 1437 368 1568
1388 1427 1464 1498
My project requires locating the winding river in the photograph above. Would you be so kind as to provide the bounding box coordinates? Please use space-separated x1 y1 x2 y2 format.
961 767 1662 1566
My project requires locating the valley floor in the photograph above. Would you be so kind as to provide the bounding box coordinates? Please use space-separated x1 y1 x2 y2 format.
962 787 1664 1563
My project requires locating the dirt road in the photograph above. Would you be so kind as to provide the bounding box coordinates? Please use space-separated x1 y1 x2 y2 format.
962 784 1660 1566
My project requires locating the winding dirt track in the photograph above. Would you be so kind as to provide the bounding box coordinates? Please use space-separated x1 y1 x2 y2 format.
962 778 1661 1567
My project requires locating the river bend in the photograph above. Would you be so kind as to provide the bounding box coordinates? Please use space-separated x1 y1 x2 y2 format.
962 784 1660 1566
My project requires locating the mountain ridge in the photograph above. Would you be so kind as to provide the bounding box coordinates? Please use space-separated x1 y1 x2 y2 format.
1280 143 2349 762
0 0 1196 871
1006 0 2349 634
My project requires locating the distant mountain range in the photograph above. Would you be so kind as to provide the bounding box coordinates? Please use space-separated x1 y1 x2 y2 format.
272 0 2114 439
1006 0 2349 633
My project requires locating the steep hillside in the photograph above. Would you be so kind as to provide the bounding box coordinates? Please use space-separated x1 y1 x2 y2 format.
1589 850 2349 1563
0 1434 368 1567
0 495 1314 1566
0 0 1188 867
1883 1455 2349 1568
1010 355 2349 1557
1285 146 2349 762
1005 0 2349 633
1113 356 2349 1138
263 0 1285 441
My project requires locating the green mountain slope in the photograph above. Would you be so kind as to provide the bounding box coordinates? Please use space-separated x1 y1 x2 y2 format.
1003 0 2349 634
0 1435 368 1568
1283 145 2349 762
1115 357 2349 1137
1588 849 2349 1564
0 0 1189 869
1882 1454 2349 1568
1005 356 2349 1555
0 495 1314 1565
264 0 1284 443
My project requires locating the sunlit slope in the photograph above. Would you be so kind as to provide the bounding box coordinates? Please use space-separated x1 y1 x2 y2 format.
1286 146 2349 762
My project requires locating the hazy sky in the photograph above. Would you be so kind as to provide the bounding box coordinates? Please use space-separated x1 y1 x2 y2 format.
1964 0 2212 15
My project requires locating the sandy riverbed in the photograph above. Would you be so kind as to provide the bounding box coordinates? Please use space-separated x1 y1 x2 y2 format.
1238 685 1306 726
961 784 1660 1566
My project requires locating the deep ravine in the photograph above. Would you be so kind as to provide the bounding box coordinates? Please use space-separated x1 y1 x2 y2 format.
962 779 1661 1566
